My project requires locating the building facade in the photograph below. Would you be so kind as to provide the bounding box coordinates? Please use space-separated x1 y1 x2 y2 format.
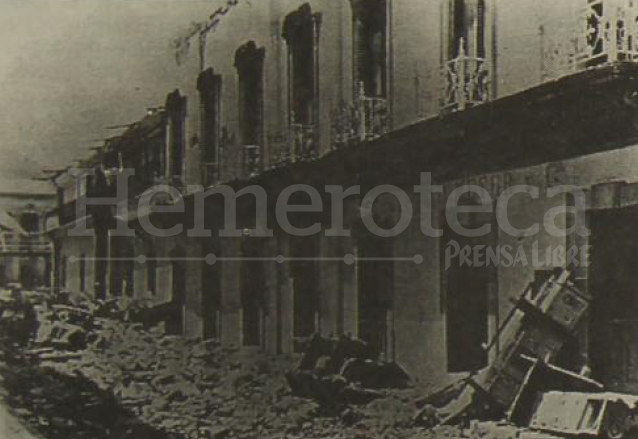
0 187 55 289
48 0 638 391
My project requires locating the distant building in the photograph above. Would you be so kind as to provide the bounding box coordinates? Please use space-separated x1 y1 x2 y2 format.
0 180 55 289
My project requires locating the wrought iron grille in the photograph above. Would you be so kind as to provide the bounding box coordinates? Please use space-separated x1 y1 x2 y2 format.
440 41 491 112
267 132 290 169
577 0 638 66
332 102 358 148
542 0 638 80
0 232 52 255
243 145 261 178
200 162 218 187
290 123 316 162
331 82 389 148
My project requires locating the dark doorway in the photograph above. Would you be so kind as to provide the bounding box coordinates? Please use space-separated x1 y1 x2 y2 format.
20 259 36 290
94 228 108 300
146 249 157 296
109 238 134 297
20 212 39 233
444 208 492 373
357 235 393 358
351 0 387 98
79 253 86 292
282 3 317 126
588 206 638 392
202 240 222 340
241 238 265 347
291 235 320 348
167 247 186 335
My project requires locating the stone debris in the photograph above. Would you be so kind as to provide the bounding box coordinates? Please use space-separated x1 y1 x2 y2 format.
0 290 180 439
0 288 574 439
24 293 426 439
287 333 412 408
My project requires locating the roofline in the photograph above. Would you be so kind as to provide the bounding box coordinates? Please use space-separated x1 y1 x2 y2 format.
0 191 57 198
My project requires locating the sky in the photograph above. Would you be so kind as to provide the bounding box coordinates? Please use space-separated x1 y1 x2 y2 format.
0 0 216 192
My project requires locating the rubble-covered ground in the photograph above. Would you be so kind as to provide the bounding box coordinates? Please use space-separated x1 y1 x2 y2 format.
0 288 557 439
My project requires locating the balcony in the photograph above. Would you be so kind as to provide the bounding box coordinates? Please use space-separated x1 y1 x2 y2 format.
243 145 261 179
332 83 389 148
266 125 316 169
356 85 389 142
290 123 316 162
441 41 491 112
542 0 638 81
200 163 218 188
267 133 289 169
0 232 52 256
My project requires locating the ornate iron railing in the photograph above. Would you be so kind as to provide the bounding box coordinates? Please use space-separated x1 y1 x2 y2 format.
243 145 261 179
332 82 389 148
441 41 490 112
332 102 358 148
0 233 52 255
266 132 290 169
290 123 316 162
542 0 638 81
355 83 389 142
577 0 638 65
200 162 218 188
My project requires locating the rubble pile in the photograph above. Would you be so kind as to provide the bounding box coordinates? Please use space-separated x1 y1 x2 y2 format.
286 334 412 407
0 281 596 439
0 289 181 439
26 294 437 439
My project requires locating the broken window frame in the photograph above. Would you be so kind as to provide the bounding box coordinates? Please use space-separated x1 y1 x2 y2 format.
446 0 486 60
350 0 389 99
235 41 266 178
282 3 322 161
165 90 187 182
197 69 222 187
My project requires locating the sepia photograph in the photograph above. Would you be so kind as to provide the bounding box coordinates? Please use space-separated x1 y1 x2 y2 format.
0 0 636 438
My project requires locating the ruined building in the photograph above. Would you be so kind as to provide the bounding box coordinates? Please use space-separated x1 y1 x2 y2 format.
46 0 638 393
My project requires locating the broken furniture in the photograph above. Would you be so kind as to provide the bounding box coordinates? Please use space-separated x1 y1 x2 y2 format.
422 270 592 425
530 392 638 438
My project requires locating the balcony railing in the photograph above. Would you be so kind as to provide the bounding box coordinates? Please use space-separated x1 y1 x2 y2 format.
356 85 389 142
200 163 218 188
267 125 316 169
267 133 290 169
243 145 261 179
332 83 389 148
542 0 638 81
0 233 52 255
290 123 316 162
441 40 491 112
